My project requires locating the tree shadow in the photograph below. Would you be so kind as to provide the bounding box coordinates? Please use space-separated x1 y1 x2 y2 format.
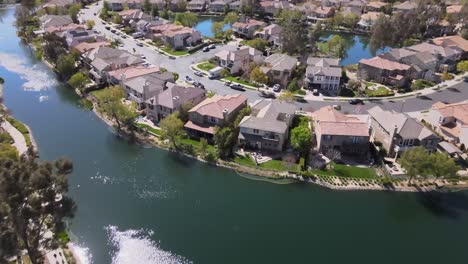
416 95 432 100
417 191 468 219
447 87 460 93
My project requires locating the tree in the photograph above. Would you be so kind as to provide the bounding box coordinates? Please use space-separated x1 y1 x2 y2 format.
113 14 122 24
290 123 312 158
100 1 110 20
224 12 238 25
160 112 185 149
199 138 208 159
0 156 76 264
343 14 359 29
67 72 89 90
43 33 67 63
160 9 169 19
327 35 347 58
211 21 225 39
86 19 95 30
94 86 138 133
234 106 251 127
151 4 159 18
56 54 77 80
278 91 295 102
400 147 431 184
278 10 308 54
178 102 194 123
246 38 269 52
240 0 260 15
309 22 323 42
214 126 237 158
143 0 151 13
457 60 468 72
175 12 198 27
370 14 393 54
250 66 268 84
68 3 81 23
176 0 187 11
430 152 459 182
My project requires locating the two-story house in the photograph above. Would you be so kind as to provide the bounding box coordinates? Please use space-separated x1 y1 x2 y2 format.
358 56 415 87
107 0 142 11
210 0 234 12
254 24 283 50
305 57 342 95
145 84 206 122
357 11 386 30
260 53 298 88
312 106 370 156
238 99 297 152
187 0 207 12
215 47 264 75
406 42 463 72
39 15 73 30
150 23 202 50
232 18 267 39
184 94 248 139
368 106 440 157
426 101 468 147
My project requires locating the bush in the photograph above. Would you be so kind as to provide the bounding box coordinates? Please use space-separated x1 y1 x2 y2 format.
205 149 218 162
287 77 300 91
0 132 14 144
339 88 355 97
179 143 196 155
188 42 210 54
411 79 435 91
173 72 179 81
0 77 4 84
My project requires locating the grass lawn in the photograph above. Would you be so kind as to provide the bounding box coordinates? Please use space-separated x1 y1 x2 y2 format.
223 76 259 88
161 47 189 56
312 163 377 179
134 123 162 136
366 86 394 97
180 137 215 152
234 155 299 172
197 62 216 71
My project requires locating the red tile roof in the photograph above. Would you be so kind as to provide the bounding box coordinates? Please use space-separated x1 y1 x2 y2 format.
359 57 411 71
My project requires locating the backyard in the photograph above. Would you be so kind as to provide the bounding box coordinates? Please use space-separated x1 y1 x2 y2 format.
311 163 377 179
365 86 395 97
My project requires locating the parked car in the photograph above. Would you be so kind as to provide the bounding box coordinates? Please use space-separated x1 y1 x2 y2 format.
194 81 205 89
202 46 210 52
230 83 245 91
194 71 204 77
273 84 281 92
122 35 127 39
224 80 231 86
349 99 364 105
169 55 176 60
185 76 194 84
207 66 223 79
312 89 319 96
136 42 143 47
93 13 96 16
140 55 146 59
258 91 276 99
208 44 216 49
105 26 110 30
110 29 116 33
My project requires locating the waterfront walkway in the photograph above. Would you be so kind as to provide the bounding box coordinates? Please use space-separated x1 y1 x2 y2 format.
1 119 28 155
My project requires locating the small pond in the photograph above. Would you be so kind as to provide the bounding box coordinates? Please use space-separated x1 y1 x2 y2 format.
194 16 231 38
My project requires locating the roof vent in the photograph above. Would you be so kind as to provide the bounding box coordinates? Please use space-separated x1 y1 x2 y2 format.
173 96 180 100
223 108 229 113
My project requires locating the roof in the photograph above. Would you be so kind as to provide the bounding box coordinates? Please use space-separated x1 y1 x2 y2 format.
263 53 297 72
184 120 215 135
312 106 369 137
407 42 462 57
380 48 416 61
42 0 74 7
368 106 437 140
360 11 385 21
256 24 282 36
45 23 84 33
438 141 462 155
432 101 468 125
108 65 160 81
431 35 468 52
152 85 205 109
215 47 262 62
189 94 247 119
40 15 73 28
366 1 386 9
446 5 463 14
239 99 298 133
124 72 173 94
307 57 340 67
86 47 143 70
393 1 417 11
306 66 342 77
232 19 266 30
74 41 111 54
314 6 335 15
359 57 411 71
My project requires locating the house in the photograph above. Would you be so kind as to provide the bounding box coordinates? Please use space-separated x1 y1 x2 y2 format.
295 2 317 17
42 0 76 8
83 47 144 84
238 99 298 151
260 53 298 87
305 57 342 95
118 9 151 25
184 94 248 139
313 6 335 18
380 48 439 82
107 0 142 11
145 85 206 122
45 23 85 34
368 106 439 157
426 101 468 146
229 0 241 10
215 47 264 75
364 1 386 12
358 57 414 87
150 23 202 50
210 0 233 12
121 71 174 108
346 0 367 9
232 18 267 39
392 0 417 13
254 24 283 49
44 248 68 264
62 29 97 47
320 0 350 8
107 65 161 84
187 0 207 12
357 11 385 30
431 35 468 58
135 17 168 35
260 0 294 16
406 42 463 71
73 41 111 54
312 106 370 156
39 15 73 30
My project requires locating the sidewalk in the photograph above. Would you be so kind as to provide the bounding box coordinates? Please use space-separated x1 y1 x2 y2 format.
1 119 28 155
304 73 467 102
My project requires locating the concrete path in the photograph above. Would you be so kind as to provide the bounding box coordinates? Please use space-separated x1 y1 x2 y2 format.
1 119 28 155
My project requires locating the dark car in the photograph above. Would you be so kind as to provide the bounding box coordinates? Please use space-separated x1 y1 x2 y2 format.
349 99 364 105
230 83 245 91
258 91 276 99
202 46 210 52
194 81 205 89
110 29 116 33
224 80 232 86
136 42 143 47
169 55 176 60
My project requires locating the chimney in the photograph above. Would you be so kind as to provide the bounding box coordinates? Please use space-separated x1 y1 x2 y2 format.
120 73 127 89
222 108 229 120
143 81 150 99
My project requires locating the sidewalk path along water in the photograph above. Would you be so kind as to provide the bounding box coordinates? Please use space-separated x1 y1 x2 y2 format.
1 119 28 155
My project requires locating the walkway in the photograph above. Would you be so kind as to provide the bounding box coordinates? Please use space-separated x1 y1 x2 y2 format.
1 119 28 155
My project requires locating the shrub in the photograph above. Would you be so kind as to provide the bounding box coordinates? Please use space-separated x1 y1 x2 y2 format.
411 79 435 91
0 77 4 84
287 77 300 91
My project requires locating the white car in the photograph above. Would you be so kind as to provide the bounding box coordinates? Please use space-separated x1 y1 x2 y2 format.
194 71 204 77
185 76 194 84
208 44 216 49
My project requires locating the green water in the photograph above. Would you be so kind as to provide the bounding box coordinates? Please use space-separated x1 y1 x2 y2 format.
1 6 468 264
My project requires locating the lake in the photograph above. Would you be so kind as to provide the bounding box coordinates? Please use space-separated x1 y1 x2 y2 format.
194 16 231 38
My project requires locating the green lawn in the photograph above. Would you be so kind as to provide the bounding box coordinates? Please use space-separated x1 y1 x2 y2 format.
366 86 394 97
234 155 299 172
223 76 259 88
134 123 162 136
161 47 189 56
180 137 216 152
197 62 216 71
312 163 377 179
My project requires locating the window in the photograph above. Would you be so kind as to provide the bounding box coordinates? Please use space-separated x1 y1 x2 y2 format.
211 117 216 123
351 136 360 143
253 129 259 134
